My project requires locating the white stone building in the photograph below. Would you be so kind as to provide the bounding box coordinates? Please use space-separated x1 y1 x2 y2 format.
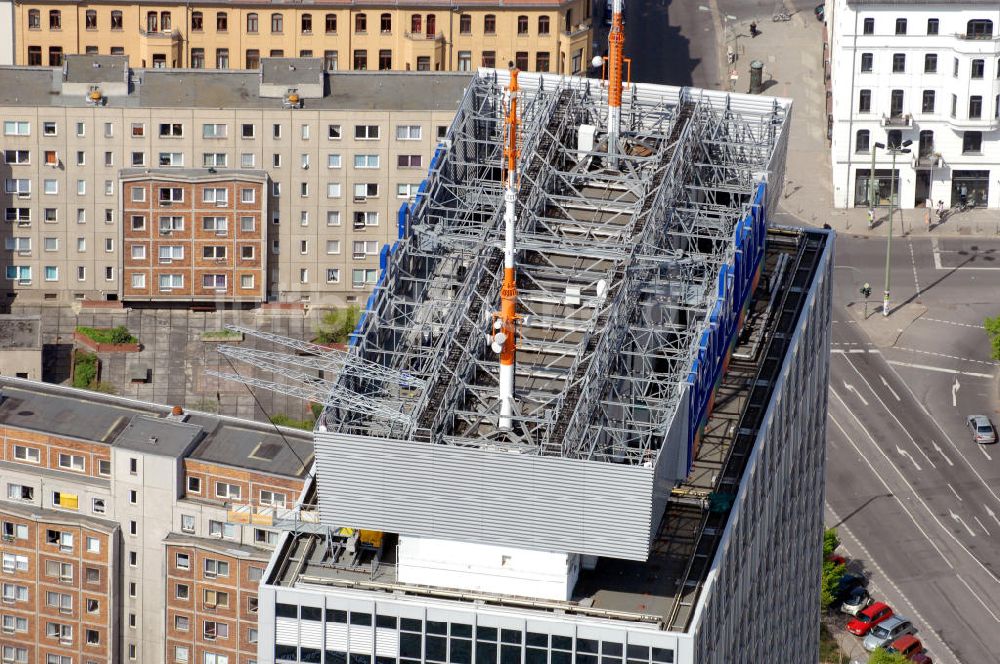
827 0 1000 209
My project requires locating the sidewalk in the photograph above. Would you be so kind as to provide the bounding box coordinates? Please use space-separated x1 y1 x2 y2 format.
713 8 999 239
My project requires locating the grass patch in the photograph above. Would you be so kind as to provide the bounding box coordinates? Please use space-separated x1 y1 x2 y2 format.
72 351 98 389
201 329 243 341
76 325 138 345
315 306 361 345
270 414 315 431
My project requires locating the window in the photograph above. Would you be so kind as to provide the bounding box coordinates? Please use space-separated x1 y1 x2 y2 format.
397 183 418 199
891 53 905 73
4 208 30 223
484 14 496 34
175 552 191 570
271 12 283 32
1 583 28 602
241 216 255 232
203 123 227 139
482 51 496 68
1 615 27 633
203 188 228 204
327 211 341 226
324 49 339 70
204 590 230 609
49 10 61 29
4 179 30 195
91 497 106 513
241 274 255 289
517 15 528 34
1 522 28 539
952 93 958 117
43 179 58 194
105 266 115 281
202 216 227 232
858 89 871 113
417 56 431 71
217 11 228 30
924 53 937 73
190 11 203 30
538 15 551 35
159 274 183 290
969 96 983 119
12 445 39 463
352 268 378 287
326 13 338 33
954 57 959 77
216 48 229 68
890 89 904 117
241 153 256 168
203 153 228 168
159 216 183 232
967 19 993 39
536 51 551 72
378 49 392 70
922 90 935 113
5 266 30 282
204 559 230 577
458 51 472 71
963 131 982 153
203 274 226 289
1 646 27 664
354 183 379 199
3 150 29 165
397 154 423 168
894 18 906 35
396 124 422 140
104 238 115 252
380 12 391 32
3 121 29 136
28 9 40 28
456 13 470 33
1 554 28 573
58 453 84 471
971 59 985 79
6 237 30 252
175 615 190 630
300 182 310 197
204 621 229 640
324 268 340 284
355 124 380 139
353 240 379 258
355 12 367 32
927 18 939 35
215 481 241 500
131 273 146 289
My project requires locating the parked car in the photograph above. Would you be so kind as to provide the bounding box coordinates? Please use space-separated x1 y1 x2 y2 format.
827 553 847 566
814 4 825 21
840 585 872 616
967 415 997 444
847 601 894 636
863 616 914 651
835 573 866 599
886 634 924 659
911 651 934 664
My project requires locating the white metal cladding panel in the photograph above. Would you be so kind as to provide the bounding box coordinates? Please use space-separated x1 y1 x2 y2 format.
313 433 655 560
276 617 299 645
350 625 374 653
301 621 323 649
376 628 399 657
326 623 348 650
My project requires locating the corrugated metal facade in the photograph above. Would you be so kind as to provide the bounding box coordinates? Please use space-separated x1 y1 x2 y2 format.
313 433 656 560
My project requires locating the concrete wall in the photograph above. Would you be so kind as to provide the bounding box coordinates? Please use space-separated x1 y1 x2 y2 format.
0 348 42 380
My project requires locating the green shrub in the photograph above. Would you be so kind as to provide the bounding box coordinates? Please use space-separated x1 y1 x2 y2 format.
270 414 315 431
821 560 846 610
824 527 840 558
76 325 138 345
315 306 361 345
985 316 1000 361
73 351 98 389
869 647 910 664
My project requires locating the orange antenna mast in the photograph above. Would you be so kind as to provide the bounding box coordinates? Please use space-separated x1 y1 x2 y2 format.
491 68 521 431
607 0 625 168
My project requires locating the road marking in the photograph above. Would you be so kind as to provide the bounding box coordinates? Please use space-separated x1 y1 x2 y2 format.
843 381 869 406
909 239 922 296
956 574 1000 623
827 411 952 568
979 444 993 461
974 516 991 537
931 237 1000 270
953 376 960 407
949 510 977 537
921 317 985 330
987 507 1000 527
829 504 963 664
880 374 900 401
885 360 994 379
933 442 955 466
841 355 936 469
895 346 998 366
830 388 999 582
896 445 921 471
947 483 962 501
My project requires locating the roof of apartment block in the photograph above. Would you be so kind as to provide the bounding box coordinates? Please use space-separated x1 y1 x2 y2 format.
0 57 470 111
0 377 313 478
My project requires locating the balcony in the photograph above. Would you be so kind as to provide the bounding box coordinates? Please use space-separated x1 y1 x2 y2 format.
404 30 443 42
138 27 180 40
881 113 911 127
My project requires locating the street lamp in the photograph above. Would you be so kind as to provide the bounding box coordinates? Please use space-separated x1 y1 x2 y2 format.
876 138 912 317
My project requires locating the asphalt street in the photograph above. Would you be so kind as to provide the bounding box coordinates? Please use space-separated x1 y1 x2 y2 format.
827 234 1000 664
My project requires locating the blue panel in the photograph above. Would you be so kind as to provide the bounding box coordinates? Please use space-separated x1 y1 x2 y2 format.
397 203 409 240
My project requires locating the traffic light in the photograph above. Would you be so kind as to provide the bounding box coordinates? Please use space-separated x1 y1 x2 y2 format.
859 283 872 299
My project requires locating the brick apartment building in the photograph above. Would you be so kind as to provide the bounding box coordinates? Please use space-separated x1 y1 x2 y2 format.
0 375 314 663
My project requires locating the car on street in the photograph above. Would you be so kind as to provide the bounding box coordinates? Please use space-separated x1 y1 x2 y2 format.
847 601 894 636
885 634 924 659
967 415 997 444
863 616 914 651
840 585 872 616
911 652 934 664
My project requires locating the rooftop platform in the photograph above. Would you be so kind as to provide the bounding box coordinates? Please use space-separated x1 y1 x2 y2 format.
0 377 313 478
273 226 830 631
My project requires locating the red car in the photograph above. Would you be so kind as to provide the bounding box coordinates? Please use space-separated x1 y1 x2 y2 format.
846 601 894 636
886 634 923 659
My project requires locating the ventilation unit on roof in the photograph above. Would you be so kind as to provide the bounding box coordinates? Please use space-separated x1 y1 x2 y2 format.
283 89 303 109
85 87 105 106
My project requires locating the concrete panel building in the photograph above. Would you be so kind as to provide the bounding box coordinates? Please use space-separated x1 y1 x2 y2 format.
10 0 591 76
246 71 834 663
827 0 1000 208
0 55 467 306
0 376 314 663
0 315 42 379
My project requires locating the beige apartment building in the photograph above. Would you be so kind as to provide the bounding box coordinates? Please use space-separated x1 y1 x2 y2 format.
0 55 467 306
12 0 593 75
0 375 314 664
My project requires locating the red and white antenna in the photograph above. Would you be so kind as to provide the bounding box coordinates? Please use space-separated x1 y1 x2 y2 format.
491 69 521 431
607 0 626 168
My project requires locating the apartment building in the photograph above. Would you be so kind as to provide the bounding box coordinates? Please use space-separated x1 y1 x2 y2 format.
827 0 1000 208
0 375 314 663
0 55 467 305
11 0 591 76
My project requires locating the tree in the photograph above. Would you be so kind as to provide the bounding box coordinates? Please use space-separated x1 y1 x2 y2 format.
821 560 846 610
316 306 361 345
824 527 840 558
985 316 1000 361
868 647 910 664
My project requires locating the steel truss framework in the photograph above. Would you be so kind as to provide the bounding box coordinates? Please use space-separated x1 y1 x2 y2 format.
253 71 790 468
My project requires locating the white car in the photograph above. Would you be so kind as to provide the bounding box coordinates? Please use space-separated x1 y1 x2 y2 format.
840 586 872 616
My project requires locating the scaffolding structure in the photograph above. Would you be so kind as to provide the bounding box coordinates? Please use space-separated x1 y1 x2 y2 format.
298 69 792 472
